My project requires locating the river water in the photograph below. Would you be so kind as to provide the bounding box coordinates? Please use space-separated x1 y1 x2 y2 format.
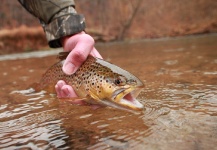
0 34 216 149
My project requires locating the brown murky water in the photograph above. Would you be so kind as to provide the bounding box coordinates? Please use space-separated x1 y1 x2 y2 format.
0 34 217 149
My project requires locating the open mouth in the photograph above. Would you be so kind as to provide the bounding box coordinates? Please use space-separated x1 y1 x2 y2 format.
113 88 144 111
119 88 144 110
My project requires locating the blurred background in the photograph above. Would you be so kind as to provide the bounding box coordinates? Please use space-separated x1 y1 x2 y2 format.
0 1 217 149
0 0 217 54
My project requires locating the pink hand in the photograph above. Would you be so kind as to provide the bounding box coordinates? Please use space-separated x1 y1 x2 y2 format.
55 80 86 105
55 80 77 98
55 32 102 99
62 31 102 75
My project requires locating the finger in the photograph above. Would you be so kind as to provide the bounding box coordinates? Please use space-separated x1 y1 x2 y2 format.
63 34 95 75
61 85 77 98
55 80 66 98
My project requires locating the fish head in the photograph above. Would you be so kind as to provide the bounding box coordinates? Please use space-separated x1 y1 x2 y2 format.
102 75 144 111
89 58 144 111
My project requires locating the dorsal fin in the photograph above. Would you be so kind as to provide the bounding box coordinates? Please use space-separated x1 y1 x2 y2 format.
57 52 70 60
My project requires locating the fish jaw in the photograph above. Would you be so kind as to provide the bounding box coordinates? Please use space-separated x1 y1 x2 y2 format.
113 87 144 111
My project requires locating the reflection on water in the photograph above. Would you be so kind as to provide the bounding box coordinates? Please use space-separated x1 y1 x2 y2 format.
0 90 151 149
0 34 217 149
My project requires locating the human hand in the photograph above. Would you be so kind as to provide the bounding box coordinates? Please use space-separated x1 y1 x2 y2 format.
55 32 102 98
61 31 102 75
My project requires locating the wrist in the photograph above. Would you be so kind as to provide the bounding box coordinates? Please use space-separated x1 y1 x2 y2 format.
45 13 86 48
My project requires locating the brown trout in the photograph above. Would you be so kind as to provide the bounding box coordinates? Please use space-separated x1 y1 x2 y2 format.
39 52 144 111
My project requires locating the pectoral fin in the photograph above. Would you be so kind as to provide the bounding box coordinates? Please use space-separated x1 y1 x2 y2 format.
88 90 101 101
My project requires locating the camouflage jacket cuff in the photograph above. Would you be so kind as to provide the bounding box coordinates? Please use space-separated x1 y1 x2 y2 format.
44 14 86 48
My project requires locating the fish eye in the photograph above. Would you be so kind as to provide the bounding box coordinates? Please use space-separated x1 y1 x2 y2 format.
114 76 126 86
114 79 121 85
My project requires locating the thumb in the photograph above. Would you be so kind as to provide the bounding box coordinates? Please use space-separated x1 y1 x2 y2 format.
63 50 88 75
62 34 95 75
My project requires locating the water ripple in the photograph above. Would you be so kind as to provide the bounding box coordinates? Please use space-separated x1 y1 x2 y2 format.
155 84 217 115
0 109 68 149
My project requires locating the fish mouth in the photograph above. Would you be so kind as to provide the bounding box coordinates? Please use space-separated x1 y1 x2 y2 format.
112 87 144 111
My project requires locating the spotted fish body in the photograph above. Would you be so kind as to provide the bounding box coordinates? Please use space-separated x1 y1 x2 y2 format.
39 53 144 110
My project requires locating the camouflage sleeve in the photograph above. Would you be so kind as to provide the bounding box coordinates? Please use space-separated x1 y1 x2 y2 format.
18 0 86 48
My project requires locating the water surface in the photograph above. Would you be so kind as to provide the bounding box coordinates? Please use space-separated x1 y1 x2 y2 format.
0 34 216 149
